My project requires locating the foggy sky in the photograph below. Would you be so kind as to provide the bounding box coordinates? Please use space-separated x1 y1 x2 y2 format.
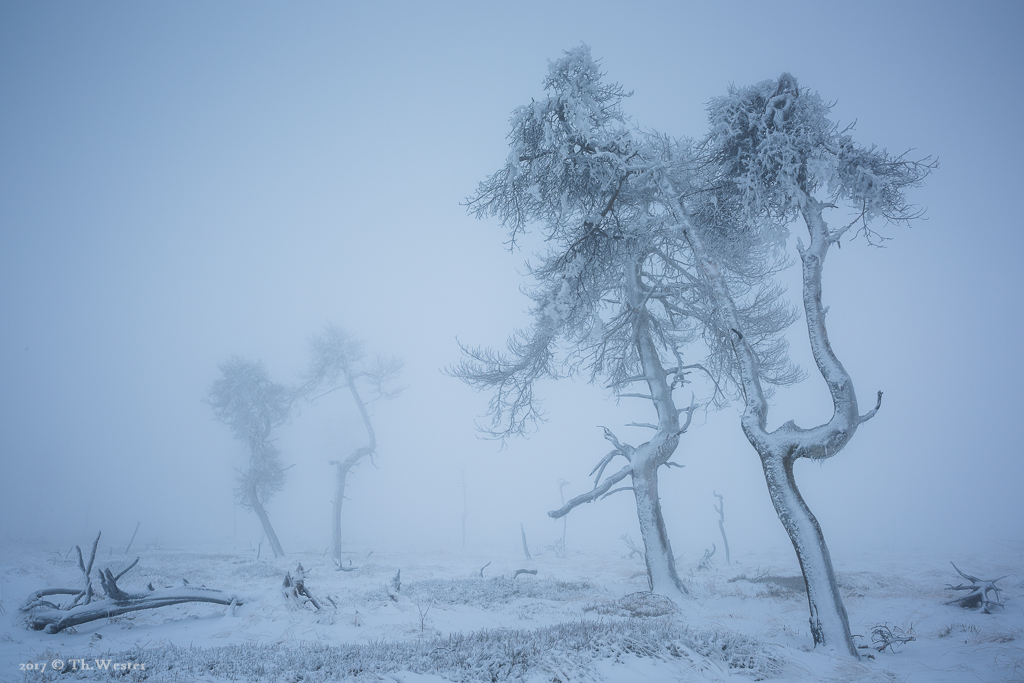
2 1 1022 563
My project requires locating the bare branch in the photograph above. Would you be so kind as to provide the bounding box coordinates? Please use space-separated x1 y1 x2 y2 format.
123 521 140 555
114 557 140 582
599 486 635 500
859 390 883 424
548 463 633 519
676 394 699 435
600 426 635 457
588 449 620 484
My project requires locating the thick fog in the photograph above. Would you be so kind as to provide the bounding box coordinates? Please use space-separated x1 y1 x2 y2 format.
2 1 1022 565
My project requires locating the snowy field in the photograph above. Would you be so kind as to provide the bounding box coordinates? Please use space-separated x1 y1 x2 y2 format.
1 540 1021 682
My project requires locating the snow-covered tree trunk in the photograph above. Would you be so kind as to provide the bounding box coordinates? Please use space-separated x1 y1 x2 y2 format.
760 451 852 650
631 459 684 596
250 487 285 558
547 263 692 600
628 271 687 599
331 464 348 561
680 207 866 657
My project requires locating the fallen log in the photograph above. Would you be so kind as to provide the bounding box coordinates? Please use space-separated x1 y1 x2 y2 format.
20 532 246 634
22 585 244 634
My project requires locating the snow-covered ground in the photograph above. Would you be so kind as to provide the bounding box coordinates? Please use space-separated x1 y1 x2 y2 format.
1 540 1021 682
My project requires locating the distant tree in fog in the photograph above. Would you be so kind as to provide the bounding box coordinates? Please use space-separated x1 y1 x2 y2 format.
300 324 403 562
451 46 797 599
207 356 291 558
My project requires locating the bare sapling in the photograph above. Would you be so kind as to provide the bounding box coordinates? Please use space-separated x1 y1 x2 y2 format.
713 492 730 565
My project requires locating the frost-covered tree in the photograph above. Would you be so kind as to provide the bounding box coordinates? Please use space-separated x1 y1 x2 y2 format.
207 356 291 558
663 74 935 655
452 46 796 599
300 324 402 562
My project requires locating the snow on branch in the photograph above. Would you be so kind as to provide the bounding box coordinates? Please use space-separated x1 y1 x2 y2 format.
548 463 632 519
447 329 557 439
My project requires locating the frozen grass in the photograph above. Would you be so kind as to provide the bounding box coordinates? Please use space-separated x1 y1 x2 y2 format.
582 591 679 617
726 572 806 599
4 543 1022 682
398 576 594 608
23 618 782 682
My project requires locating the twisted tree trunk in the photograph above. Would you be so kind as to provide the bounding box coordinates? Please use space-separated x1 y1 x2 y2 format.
679 198 875 657
760 451 850 648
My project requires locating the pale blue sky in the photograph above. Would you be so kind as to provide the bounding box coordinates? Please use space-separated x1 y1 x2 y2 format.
2 1 1022 560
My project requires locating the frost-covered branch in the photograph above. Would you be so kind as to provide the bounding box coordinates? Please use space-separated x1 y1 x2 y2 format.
859 390 883 424
548 462 633 519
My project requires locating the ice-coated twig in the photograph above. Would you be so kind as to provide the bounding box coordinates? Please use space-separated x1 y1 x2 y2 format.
71 531 101 608
868 622 915 653
858 391 883 424
513 569 538 579
123 521 140 555
620 533 643 559
697 544 716 571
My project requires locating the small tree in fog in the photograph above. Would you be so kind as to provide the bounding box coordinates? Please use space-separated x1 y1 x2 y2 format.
207 356 291 558
452 46 796 599
300 324 403 561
